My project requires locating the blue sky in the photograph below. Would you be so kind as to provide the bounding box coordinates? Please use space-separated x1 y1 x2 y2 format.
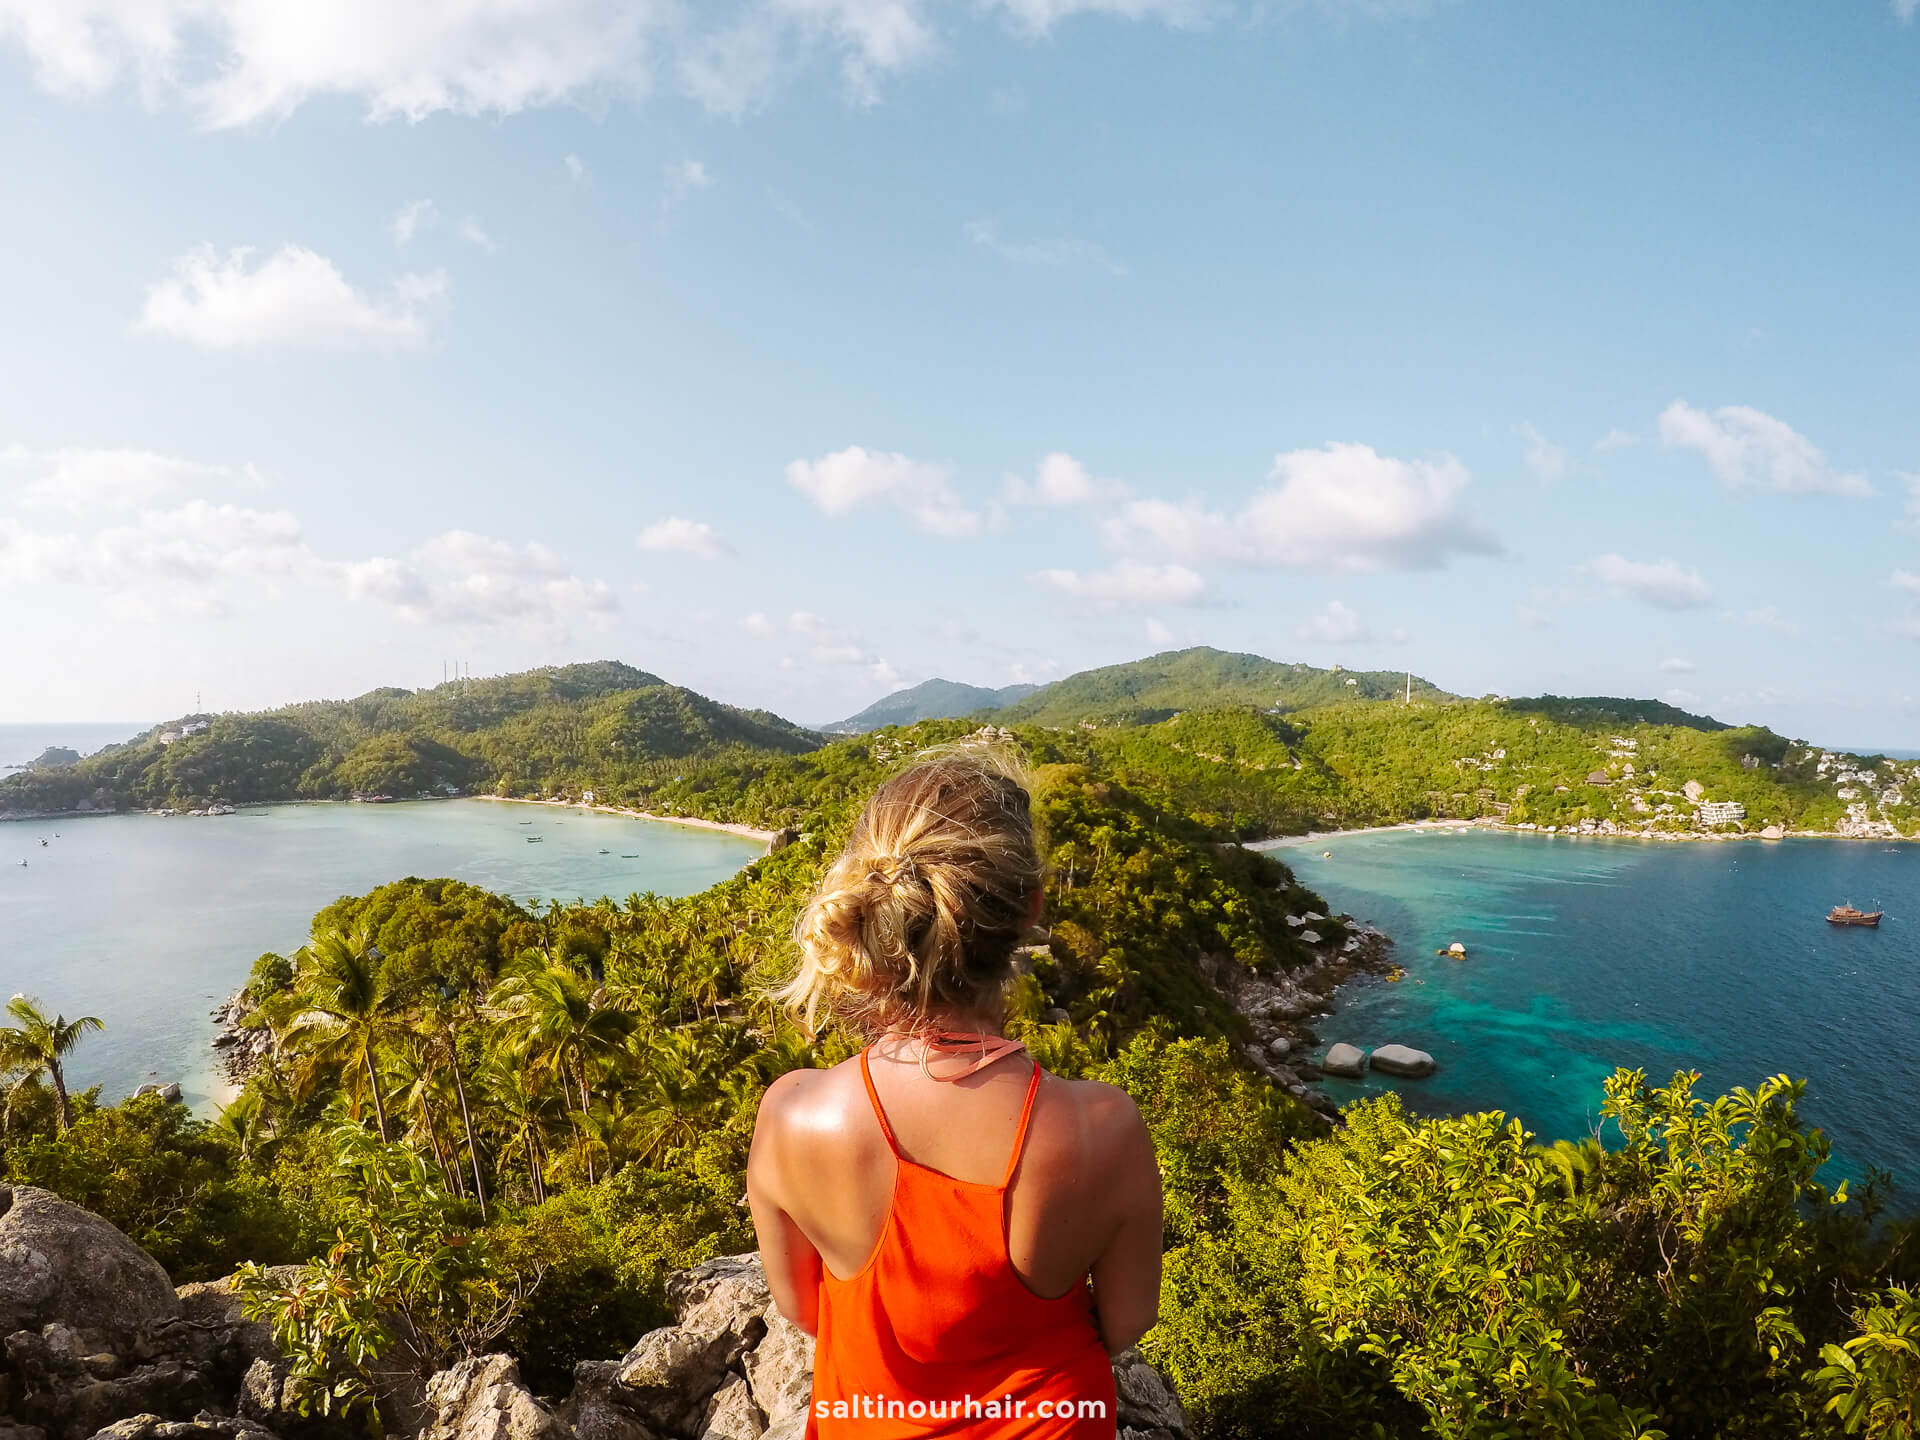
1 0 1917 741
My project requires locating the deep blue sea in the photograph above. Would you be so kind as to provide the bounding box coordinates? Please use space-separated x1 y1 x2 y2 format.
1269 830 1920 1191
0 800 763 1110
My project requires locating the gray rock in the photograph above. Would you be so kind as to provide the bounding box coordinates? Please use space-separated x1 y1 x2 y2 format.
170 1274 282 1369
0 1186 181 1343
1321 1043 1366 1078
557 1363 659 1440
1113 1346 1189 1437
697 1375 764 1440
756 1415 806 1440
741 1315 813 1429
1368 1044 1437 1078
421 1355 567 1440
1265 1037 1291 1059
668 1256 771 1343
0 1424 48 1440
79 1416 277 1440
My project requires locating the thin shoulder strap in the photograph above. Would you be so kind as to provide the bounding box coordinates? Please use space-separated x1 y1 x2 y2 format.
1002 1062 1044 1187
859 1046 903 1158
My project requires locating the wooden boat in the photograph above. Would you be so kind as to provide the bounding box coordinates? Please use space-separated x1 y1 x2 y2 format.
1827 904 1881 927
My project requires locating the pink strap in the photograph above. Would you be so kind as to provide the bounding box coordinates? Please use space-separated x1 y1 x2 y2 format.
911 1030 1029 1082
859 1047 902 1157
1002 1062 1043 1187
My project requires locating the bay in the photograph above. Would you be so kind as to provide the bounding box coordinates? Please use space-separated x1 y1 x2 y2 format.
0 800 765 1111
1275 830 1920 1188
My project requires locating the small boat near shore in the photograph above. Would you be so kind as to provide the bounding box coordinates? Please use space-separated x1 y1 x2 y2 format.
525 834 544 844
1827 904 1881 927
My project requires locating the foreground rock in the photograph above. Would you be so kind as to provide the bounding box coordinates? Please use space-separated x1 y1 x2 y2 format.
0 1186 180 1343
1368 1044 1436 1078
3 1188 1189 1440
1320 1043 1366 1078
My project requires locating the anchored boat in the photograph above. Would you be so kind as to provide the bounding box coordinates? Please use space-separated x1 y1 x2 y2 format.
1827 904 1882 927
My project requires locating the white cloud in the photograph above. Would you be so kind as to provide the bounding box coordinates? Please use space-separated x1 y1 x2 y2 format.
564 153 591 183
1008 658 1060 685
785 445 981 536
1 445 261 515
1036 560 1207 609
1515 423 1566 483
137 245 447 350
785 608 901 677
984 0 1205 33
1658 401 1872 497
1897 0 1918 22
338 530 615 628
1594 428 1639 452
1296 599 1371 645
391 198 437 246
1894 570 1920 594
1106 442 1497 572
964 220 1125 275
0 0 1409 126
1590 552 1713 611
1718 605 1802 636
869 660 909 691
1144 617 1173 647
637 517 731 558
739 611 775 635
1901 473 1920 528
456 216 496 251
1004 452 1124 506
1658 656 1696 674
1662 687 1704 709
0 500 307 614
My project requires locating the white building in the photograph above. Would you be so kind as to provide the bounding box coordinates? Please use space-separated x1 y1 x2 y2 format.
1696 800 1746 826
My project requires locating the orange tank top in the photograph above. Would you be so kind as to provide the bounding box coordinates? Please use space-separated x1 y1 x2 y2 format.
805 1048 1118 1439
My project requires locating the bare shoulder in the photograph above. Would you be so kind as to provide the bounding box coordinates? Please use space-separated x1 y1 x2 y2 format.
754 1055 868 1141
1044 1073 1150 1156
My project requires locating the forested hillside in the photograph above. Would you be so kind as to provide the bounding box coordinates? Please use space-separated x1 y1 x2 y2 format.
0 662 817 815
822 676 1038 732
6 738 1917 1437
994 647 1452 727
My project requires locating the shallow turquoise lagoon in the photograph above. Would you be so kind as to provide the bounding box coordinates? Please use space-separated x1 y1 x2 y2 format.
1272 830 1919 1188
0 800 763 1110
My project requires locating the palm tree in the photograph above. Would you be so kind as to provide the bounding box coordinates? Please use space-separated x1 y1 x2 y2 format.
0 995 104 1132
478 1048 560 1204
489 956 634 1182
279 929 397 1142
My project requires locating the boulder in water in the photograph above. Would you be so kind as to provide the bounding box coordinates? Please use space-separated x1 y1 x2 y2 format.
1369 1044 1437 1078
1322 1043 1366 1078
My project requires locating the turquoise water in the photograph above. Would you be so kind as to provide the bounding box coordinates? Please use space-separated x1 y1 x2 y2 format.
0 801 763 1110
1274 831 1920 1189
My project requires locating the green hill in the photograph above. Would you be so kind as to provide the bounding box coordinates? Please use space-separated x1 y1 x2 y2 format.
0 661 818 815
993 646 1452 727
822 677 1039 733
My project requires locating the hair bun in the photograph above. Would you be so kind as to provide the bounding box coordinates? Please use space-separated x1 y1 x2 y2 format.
781 743 1040 1037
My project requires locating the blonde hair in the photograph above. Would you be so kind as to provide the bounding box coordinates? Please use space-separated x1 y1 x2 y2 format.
780 744 1042 1037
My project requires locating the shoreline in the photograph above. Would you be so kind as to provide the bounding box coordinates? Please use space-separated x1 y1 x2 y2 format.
1247 819 1916 851
471 793 781 846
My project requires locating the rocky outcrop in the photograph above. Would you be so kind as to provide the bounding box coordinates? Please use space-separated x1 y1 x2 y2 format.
0 1186 181 1343
1368 1044 1436 1078
1196 912 1394 1116
208 996 272 1087
3 1194 1188 1440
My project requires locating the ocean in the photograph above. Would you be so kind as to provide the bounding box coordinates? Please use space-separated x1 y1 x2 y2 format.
1273 830 1920 1190
0 800 764 1110
0 721 152 769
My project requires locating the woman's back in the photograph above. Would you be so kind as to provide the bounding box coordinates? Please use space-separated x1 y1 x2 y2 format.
752 1040 1159 1437
745 749 1164 1438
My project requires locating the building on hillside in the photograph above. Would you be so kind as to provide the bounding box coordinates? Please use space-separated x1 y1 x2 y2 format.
1696 800 1746 826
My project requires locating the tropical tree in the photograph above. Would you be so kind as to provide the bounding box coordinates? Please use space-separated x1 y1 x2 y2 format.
0 994 103 1132
279 930 399 1142
489 956 634 1180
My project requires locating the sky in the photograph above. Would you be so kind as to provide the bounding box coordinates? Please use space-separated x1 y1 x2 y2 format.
0 1 1917 742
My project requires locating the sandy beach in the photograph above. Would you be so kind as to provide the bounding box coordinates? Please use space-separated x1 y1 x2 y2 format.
474 793 781 846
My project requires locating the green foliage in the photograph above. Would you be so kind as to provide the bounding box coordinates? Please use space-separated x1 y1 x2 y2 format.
1149 1069 1902 1440
1814 1288 1920 1438
237 1124 532 1425
0 1092 304 1280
